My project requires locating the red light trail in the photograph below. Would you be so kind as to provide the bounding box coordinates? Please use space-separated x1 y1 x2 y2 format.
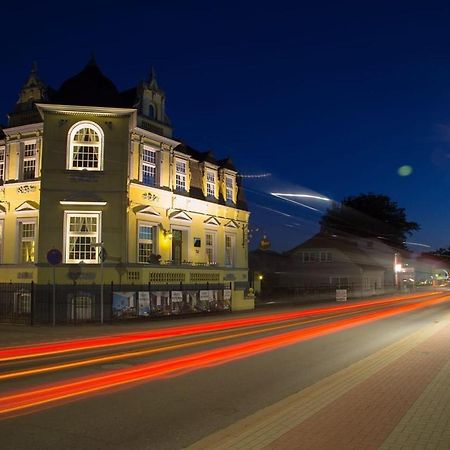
0 291 438 362
0 292 448 417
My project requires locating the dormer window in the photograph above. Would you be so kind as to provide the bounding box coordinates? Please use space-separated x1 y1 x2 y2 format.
67 121 104 171
175 159 187 191
0 147 4 183
141 146 157 186
23 141 37 180
206 170 216 197
225 175 234 202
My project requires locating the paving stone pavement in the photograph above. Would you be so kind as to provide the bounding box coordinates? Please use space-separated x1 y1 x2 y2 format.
189 311 450 450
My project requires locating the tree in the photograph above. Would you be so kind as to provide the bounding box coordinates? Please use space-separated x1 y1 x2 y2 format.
319 193 419 249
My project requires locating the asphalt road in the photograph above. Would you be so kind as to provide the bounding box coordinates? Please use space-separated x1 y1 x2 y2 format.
1 291 449 449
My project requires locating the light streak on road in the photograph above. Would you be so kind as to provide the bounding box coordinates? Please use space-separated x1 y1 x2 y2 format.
0 299 409 381
0 292 440 363
0 292 449 417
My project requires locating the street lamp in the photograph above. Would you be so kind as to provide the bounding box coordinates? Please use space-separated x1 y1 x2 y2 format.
92 242 106 324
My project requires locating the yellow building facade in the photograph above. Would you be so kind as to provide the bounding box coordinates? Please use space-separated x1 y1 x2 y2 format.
0 60 252 314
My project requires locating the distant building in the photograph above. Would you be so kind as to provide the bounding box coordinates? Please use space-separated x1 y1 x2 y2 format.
0 59 251 312
250 232 417 300
286 233 394 296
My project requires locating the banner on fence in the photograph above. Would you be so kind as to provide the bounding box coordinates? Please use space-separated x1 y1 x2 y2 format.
113 292 137 318
138 291 150 316
171 291 183 302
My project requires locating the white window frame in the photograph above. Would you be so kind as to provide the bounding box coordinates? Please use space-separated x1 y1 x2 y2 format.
64 211 101 264
67 121 104 171
23 140 37 180
137 221 157 263
225 233 236 267
18 219 37 263
225 175 234 202
141 146 158 186
320 251 332 262
205 231 217 264
206 170 216 198
175 158 187 191
0 146 5 183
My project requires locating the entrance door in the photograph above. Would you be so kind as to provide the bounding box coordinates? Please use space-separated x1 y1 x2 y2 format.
172 229 183 265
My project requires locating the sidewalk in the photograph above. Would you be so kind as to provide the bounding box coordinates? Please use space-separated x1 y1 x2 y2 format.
188 310 450 450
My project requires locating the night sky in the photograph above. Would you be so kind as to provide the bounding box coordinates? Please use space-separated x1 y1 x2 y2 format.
2 1 450 252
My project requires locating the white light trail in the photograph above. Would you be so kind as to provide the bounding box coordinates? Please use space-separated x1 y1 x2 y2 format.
404 241 431 248
270 192 331 202
238 173 272 178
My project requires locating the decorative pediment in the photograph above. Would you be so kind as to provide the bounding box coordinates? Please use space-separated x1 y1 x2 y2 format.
224 219 239 228
204 216 221 226
15 201 39 212
134 205 161 217
169 210 192 222
0 204 6 215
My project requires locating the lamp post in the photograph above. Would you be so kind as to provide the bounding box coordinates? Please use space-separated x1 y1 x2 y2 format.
92 242 106 324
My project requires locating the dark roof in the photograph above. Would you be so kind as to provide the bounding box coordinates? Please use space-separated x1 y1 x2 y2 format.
52 59 123 107
120 87 139 108
217 158 236 171
0 127 5 140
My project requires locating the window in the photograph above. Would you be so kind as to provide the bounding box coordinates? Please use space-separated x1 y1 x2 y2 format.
0 147 4 182
23 141 36 180
18 220 36 263
206 170 216 197
65 212 101 263
175 159 187 191
320 251 332 262
142 146 157 186
148 104 156 119
138 223 155 263
205 232 216 264
225 176 234 202
67 122 104 171
225 234 235 267
301 251 320 263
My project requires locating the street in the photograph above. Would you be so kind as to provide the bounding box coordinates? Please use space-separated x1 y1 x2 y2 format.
1 290 449 449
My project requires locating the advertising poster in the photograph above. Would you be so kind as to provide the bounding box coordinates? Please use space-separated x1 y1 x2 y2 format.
138 291 150 316
112 292 136 318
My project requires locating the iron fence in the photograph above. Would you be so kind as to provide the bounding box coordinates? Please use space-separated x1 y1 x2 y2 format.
0 281 232 325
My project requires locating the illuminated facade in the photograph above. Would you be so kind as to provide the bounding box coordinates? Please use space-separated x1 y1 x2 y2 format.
0 60 251 311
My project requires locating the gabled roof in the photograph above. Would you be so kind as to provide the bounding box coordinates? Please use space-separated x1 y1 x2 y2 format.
134 205 161 217
287 232 386 270
204 216 221 226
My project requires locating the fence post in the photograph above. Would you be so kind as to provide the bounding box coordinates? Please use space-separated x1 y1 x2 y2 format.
148 282 151 317
110 281 114 323
30 281 35 326
73 280 77 325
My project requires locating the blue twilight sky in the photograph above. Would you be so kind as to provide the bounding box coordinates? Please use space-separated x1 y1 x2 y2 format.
2 0 450 252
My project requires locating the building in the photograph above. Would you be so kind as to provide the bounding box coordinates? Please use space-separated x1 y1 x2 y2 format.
0 59 252 318
250 232 415 301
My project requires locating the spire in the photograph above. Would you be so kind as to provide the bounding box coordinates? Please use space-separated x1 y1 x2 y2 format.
87 53 97 67
148 66 159 90
8 62 48 126
24 62 41 88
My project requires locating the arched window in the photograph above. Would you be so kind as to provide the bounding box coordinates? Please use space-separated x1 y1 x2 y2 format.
148 103 156 119
67 121 104 170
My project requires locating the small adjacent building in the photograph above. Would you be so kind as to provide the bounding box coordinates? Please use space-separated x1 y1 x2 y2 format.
0 59 251 315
